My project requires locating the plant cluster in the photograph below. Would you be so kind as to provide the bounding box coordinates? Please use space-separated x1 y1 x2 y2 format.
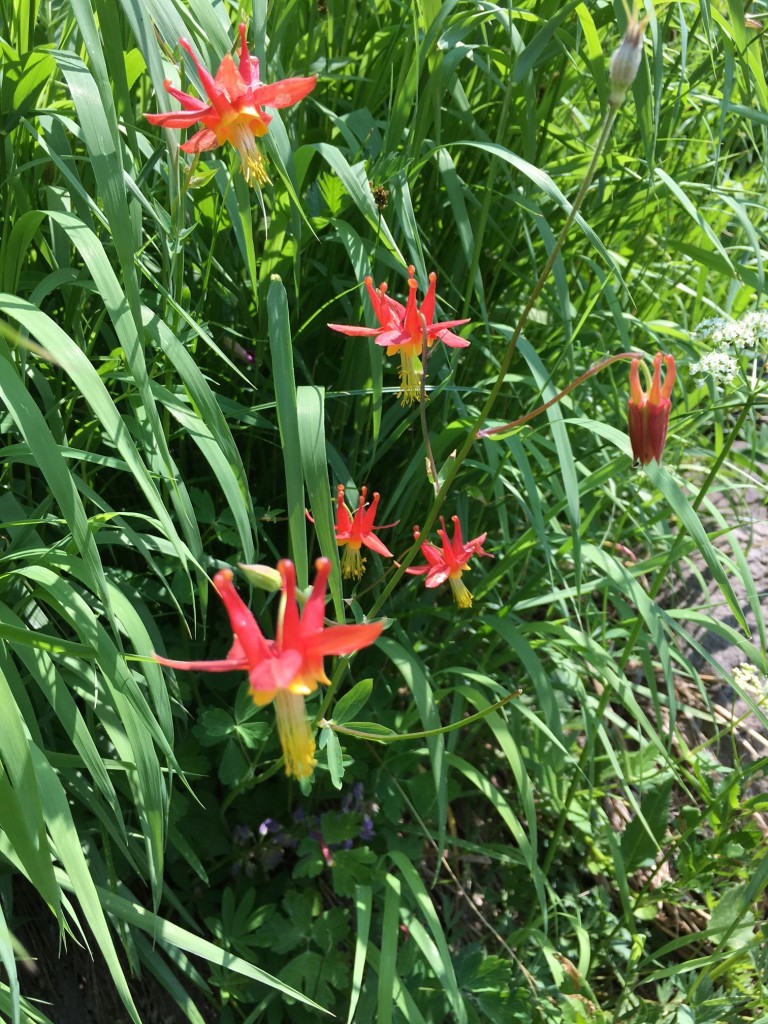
1 1 768 1023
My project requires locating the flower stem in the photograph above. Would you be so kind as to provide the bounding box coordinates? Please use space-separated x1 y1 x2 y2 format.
322 690 520 742
419 312 440 495
479 352 635 438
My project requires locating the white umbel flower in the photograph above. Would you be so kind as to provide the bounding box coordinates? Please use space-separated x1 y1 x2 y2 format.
689 351 738 388
694 310 768 351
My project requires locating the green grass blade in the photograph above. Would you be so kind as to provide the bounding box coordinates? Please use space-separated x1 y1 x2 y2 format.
0 343 115 622
22 564 170 909
28 742 142 1024
379 636 447 851
0 897 20 1024
55 873 332 1015
347 883 372 1024
297 384 343 618
647 463 748 632
388 850 467 1024
0 295 192 572
267 275 308 585
378 873 401 1024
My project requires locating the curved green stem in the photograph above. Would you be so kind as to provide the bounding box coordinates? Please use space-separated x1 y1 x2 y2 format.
479 352 635 438
418 312 440 494
323 691 520 743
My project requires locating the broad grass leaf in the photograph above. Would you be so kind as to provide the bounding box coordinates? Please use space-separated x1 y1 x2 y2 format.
347 884 372 1024
0 343 115 623
619 776 674 872
646 463 747 633
0 603 124 834
22 565 171 910
0 295 193 572
333 678 373 725
388 850 468 1024
41 211 203 563
55 872 332 1015
29 743 142 1024
130 931 208 1024
0 210 44 293
444 141 624 287
0 751 62 930
149 382 256 569
378 874 401 1024
364 941 428 1024
516 338 581 578
148 313 257 562
268 277 308 587
379 636 447 849
0 896 20 1024
313 144 401 258
52 45 143 330
298 385 343 617
0 989 53 1024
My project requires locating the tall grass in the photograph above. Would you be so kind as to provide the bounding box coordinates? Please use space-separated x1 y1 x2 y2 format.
1 0 767 1021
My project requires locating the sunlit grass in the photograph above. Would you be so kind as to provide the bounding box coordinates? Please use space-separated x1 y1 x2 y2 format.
0 0 767 1021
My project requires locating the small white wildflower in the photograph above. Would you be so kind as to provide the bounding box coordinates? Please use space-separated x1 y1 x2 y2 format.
693 317 728 340
732 663 766 691
740 309 768 342
721 320 753 350
693 309 768 351
689 350 738 387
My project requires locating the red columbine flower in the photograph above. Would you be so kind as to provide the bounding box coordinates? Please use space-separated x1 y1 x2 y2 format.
328 266 471 405
404 516 491 609
333 485 394 579
153 558 383 780
144 23 316 187
628 353 675 466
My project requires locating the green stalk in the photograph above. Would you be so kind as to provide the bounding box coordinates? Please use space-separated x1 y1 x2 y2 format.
419 311 440 495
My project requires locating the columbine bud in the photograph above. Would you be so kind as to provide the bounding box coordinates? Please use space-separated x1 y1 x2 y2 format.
238 563 283 592
627 353 676 466
609 10 647 107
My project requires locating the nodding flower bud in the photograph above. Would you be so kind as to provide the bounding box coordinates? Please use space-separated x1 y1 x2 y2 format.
237 563 283 593
627 353 676 466
609 9 647 107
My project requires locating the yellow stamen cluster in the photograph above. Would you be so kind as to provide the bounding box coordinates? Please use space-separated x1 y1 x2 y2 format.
341 543 366 580
448 573 473 609
274 690 316 779
398 348 423 406
229 122 270 186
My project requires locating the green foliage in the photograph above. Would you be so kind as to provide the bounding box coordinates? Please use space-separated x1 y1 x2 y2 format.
1 0 768 1021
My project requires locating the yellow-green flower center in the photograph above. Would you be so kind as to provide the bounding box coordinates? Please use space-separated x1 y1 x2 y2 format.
398 346 423 406
340 541 366 579
274 690 316 779
226 121 270 187
448 572 473 609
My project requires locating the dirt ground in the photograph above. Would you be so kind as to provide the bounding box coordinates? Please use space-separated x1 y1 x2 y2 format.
674 479 768 780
